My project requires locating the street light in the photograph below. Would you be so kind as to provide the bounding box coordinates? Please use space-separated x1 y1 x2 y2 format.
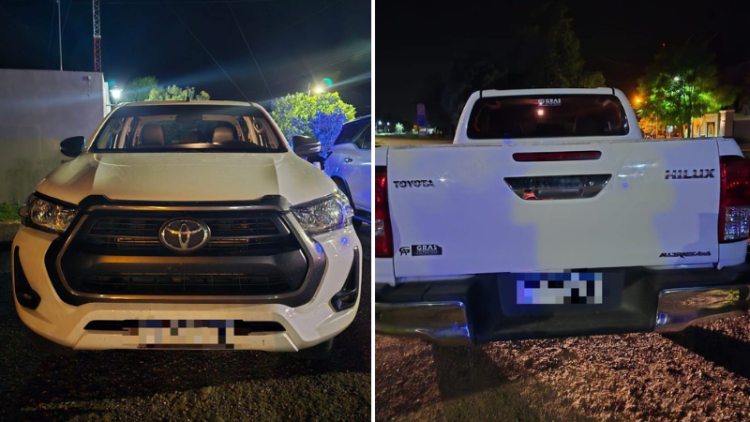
673 76 680 82
110 88 122 101
635 97 642 104
313 86 325 94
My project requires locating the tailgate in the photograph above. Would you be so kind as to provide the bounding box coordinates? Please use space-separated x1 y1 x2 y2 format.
387 139 721 277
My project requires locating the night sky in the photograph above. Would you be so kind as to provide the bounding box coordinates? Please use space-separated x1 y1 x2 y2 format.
0 0 371 114
376 0 750 123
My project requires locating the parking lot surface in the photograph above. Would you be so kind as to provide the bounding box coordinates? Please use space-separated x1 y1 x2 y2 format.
0 227 371 422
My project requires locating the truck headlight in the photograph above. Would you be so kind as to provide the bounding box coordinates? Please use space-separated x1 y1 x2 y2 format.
291 190 353 235
24 195 79 234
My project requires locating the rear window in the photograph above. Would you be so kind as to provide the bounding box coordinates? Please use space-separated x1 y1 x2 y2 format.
467 95 629 139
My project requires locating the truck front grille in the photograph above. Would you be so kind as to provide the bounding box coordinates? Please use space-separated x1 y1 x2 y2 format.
58 210 308 297
82 215 289 255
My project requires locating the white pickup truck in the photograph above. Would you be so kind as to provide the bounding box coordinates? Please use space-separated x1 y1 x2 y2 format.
375 87 750 346
13 101 361 354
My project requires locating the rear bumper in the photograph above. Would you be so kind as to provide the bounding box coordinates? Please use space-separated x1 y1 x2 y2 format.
375 264 750 345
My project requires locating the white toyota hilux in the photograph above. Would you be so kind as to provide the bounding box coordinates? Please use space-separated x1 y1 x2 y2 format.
375 88 750 346
12 101 361 353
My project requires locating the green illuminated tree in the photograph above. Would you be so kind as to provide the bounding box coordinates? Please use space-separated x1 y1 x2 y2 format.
637 44 736 137
147 85 210 102
123 76 159 102
271 92 356 151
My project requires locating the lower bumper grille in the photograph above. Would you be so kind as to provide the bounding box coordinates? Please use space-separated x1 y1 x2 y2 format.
84 320 286 334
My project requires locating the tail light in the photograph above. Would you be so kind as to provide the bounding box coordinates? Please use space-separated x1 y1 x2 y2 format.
375 166 394 257
718 155 750 243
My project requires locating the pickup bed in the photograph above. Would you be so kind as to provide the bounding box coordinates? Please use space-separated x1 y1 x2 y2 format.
374 88 750 345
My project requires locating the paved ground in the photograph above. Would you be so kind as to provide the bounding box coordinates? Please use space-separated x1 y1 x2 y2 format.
376 314 750 422
0 226 371 422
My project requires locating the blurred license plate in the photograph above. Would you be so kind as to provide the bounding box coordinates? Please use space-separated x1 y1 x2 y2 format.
123 320 235 349
516 273 603 305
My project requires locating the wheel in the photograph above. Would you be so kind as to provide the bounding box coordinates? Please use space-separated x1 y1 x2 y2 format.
296 338 333 360
333 178 362 230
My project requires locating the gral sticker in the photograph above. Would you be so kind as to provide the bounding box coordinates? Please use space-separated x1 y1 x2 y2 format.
537 98 561 106
411 244 442 256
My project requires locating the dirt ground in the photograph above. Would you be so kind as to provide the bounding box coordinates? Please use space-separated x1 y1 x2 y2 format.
376 315 750 422
0 227 371 422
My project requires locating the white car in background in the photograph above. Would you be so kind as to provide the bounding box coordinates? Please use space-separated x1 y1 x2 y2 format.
325 115 371 228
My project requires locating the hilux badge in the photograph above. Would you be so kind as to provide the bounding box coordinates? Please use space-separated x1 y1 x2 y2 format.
664 169 715 179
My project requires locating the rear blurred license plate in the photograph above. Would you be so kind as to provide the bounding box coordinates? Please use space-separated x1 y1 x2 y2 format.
123 320 235 349
516 272 602 305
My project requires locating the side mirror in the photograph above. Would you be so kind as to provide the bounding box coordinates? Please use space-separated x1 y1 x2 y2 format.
292 135 321 158
60 136 85 158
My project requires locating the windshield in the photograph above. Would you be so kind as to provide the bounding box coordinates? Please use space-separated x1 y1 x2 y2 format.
467 95 630 139
91 105 287 153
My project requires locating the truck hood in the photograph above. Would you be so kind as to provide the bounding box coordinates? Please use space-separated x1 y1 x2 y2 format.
35 152 336 206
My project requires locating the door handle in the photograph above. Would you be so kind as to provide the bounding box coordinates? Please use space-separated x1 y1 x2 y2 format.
343 157 353 163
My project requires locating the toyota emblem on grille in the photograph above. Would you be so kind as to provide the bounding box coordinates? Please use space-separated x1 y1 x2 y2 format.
159 218 211 252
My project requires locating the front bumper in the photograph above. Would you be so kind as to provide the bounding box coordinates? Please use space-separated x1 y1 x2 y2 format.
375 264 750 346
13 224 361 351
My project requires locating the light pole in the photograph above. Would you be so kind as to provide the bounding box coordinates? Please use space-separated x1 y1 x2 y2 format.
57 0 63 71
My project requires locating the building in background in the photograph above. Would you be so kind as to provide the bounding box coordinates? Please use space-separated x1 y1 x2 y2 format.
689 109 750 145
0 69 107 203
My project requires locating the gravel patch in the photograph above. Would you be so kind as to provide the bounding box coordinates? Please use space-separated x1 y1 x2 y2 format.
0 227 371 422
376 313 750 421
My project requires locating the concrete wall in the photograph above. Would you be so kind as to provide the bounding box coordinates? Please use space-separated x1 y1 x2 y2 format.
0 69 106 203
734 116 750 145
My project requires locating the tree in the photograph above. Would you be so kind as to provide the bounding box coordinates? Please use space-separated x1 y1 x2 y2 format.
637 115 662 138
271 92 356 152
637 43 736 137
438 1 606 129
310 109 349 151
146 85 210 102
441 53 509 127
513 1 603 89
123 76 159 102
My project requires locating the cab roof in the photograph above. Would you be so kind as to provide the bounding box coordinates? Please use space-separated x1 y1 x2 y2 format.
116 100 256 107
